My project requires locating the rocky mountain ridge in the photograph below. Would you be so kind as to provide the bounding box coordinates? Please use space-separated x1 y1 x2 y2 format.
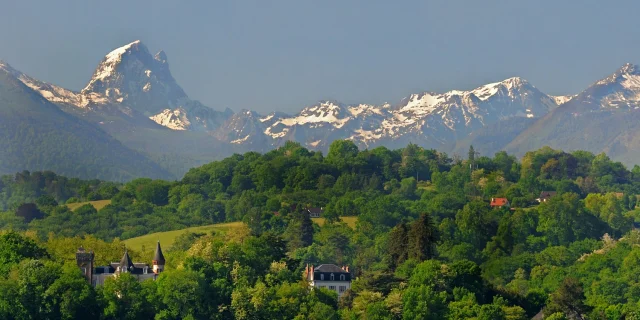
4 39 640 179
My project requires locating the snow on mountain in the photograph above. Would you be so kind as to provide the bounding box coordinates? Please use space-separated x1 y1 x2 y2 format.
7 41 230 131
218 76 559 151
213 110 269 146
149 108 191 130
82 40 189 113
351 77 556 148
576 63 640 110
83 40 143 93
0 61 87 107
551 95 575 105
2 40 592 154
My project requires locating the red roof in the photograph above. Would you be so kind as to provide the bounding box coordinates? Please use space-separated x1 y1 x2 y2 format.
490 198 509 207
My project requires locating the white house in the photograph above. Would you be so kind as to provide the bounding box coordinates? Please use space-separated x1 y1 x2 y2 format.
305 264 351 298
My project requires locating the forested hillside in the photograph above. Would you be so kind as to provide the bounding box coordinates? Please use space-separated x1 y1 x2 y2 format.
2 141 640 319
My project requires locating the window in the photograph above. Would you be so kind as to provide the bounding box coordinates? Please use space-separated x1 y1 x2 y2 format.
330 273 335 281
320 274 324 280
340 274 345 281
339 286 346 293
329 286 336 291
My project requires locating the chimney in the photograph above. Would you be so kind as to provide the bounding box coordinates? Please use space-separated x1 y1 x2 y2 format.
310 265 314 280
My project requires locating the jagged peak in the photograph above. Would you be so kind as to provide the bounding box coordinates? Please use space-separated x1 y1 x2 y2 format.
301 100 347 114
155 50 168 64
470 76 534 101
595 62 640 87
616 62 639 75
82 40 150 93
103 40 147 63
0 60 19 76
501 76 528 84
236 109 260 117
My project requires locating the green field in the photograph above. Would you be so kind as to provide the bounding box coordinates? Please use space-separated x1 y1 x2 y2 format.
122 216 358 252
66 200 112 211
312 216 358 228
123 222 244 252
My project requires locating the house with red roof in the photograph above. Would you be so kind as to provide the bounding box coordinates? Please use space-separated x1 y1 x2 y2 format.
490 198 510 208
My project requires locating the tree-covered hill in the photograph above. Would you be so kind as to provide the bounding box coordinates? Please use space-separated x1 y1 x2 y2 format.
2 142 640 318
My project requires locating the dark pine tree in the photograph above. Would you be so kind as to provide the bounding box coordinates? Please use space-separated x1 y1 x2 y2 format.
299 210 314 247
468 145 476 170
388 222 409 270
407 214 438 262
544 277 590 319
15 203 44 223
285 210 314 251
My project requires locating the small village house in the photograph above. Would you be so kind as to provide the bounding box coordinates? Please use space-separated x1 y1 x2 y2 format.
536 191 557 203
306 207 324 218
490 198 510 208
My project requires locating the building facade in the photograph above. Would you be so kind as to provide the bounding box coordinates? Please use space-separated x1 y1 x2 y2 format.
305 264 351 297
306 207 324 218
76 241 166 286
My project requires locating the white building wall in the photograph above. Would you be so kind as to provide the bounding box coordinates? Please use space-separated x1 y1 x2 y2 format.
310 280 351 297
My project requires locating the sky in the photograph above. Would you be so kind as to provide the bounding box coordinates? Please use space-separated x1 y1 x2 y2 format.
0 0 638 113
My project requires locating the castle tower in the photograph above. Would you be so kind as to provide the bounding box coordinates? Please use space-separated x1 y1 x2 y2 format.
152 241 165 274
118 249 135 273
76 246 94 283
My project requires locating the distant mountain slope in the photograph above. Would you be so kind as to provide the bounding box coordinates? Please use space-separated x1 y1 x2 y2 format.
505 64 640 166
13 39 640 177
0 62 173 181
453 117 537 157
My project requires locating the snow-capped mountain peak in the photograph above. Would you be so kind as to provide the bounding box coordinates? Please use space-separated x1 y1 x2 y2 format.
79 40 197 116
577 63 640 109
1 40 231 132
82 40 146 94
470 77 529 101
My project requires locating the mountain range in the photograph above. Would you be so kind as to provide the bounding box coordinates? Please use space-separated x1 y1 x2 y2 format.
1 40 640 180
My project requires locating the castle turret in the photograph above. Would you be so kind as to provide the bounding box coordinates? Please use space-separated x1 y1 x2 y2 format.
152 241 165 274
118 249 134 273
76 246 94 283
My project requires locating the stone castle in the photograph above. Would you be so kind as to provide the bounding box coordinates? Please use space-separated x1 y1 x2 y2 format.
76 241 165 286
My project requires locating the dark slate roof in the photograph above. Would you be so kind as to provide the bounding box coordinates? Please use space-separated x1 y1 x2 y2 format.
539 191 557 198
119 250 135 272
307 207 323 214
314 264 348 273
94 265 116 274
153 241 165 264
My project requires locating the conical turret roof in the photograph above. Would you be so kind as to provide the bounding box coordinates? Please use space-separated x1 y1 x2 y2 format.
153 241 165 264
119 249 134 272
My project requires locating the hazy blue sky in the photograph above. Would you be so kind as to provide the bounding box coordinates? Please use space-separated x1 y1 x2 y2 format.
0 0 638 113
